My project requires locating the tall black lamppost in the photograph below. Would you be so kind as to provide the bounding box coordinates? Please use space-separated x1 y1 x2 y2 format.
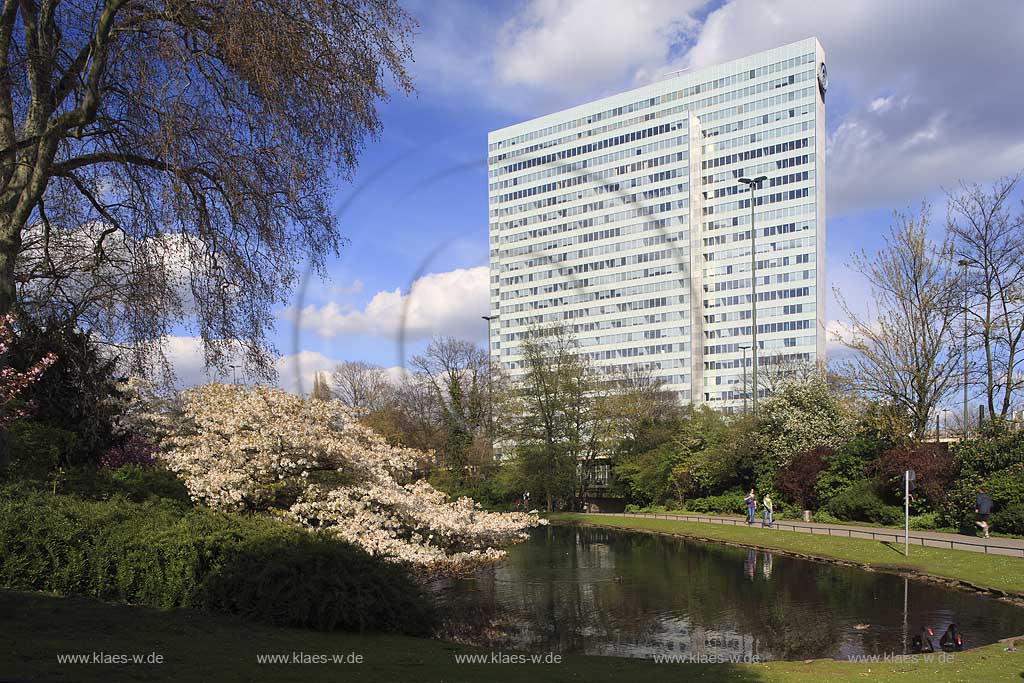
739 344 751 417
738 175 767 417
229 364 240 386
481 315 497 443
958 259 970 438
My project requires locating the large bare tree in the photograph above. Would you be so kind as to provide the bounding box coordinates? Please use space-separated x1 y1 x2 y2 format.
511 325 613 511
409 336 490 483
834 205 961 439
0 0 413 377
948 174 1024 421
330 360 394 417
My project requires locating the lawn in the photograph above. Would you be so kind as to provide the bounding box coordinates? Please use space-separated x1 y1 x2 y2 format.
552 513 1024 597
3 588 1023 683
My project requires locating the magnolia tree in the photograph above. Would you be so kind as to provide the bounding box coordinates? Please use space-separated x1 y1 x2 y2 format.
163 384 541 568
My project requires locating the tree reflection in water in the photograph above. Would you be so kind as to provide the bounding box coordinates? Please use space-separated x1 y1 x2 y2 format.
431 524 1024 661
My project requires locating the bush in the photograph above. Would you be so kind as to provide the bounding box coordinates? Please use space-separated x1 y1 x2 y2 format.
941 433 1024 531
56 465 192 504
5 322 124 466
775 446 830 510
991 503 1024 536
815 435 881 506
909 512 939 530
100 435 158 469
0 490 434 634
685 490 747 515
869 442 954 511
825 480 902 526
2 420 79 480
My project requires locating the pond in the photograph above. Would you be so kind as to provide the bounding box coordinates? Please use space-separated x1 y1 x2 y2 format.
432 524 1024 661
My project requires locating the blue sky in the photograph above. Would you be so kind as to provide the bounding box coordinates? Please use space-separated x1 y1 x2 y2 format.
167 0 1024 392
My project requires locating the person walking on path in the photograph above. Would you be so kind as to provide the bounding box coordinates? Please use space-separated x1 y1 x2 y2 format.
975 487 994 538
744 489 756 525
762 493 774 528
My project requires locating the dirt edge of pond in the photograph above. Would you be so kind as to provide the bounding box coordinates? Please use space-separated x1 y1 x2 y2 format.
560 519 1024 609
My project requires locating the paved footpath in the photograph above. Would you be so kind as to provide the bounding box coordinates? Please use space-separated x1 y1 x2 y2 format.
587 511 1024 558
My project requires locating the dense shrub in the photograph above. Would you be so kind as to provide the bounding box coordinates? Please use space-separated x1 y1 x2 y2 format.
991 503 1024 536
825 480 902 526
869 442 954 511
100 435 158 469
2 419 79 480
685 490 747 515
814 436 880 506
57 465 192 504
0 490 434 634
5 322 124 466
940 432 1024 532
775 446 830 510
909 512 941 531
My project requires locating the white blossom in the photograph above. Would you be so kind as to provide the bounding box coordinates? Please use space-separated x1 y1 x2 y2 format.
163 383 541 568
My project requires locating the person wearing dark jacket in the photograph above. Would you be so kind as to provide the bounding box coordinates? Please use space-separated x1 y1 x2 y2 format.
976 487 994 538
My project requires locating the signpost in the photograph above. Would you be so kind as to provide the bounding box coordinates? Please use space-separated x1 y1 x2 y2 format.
905 469 916 556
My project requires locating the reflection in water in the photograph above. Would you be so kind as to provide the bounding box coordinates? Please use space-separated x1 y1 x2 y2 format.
431 524 1024 661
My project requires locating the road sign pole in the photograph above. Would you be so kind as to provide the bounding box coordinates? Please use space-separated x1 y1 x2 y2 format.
905 470 910 556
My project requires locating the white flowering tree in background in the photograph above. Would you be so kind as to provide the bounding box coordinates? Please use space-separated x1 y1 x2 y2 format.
163 384 541 568
758 373 856 471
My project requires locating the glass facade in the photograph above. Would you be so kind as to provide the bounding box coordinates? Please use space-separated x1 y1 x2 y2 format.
487 38 827 410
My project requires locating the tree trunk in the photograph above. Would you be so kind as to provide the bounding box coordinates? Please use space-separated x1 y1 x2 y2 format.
0 217 16 318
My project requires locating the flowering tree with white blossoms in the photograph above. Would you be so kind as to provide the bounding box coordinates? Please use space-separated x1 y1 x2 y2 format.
164 383 541 568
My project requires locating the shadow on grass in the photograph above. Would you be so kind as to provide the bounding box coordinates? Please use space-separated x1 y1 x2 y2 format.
880 540 914 557
1 588 770 683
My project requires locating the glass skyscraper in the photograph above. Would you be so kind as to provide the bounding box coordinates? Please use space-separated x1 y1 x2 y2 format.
487 37 826 410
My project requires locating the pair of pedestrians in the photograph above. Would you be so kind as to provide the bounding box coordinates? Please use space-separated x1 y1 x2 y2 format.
744 489 773 527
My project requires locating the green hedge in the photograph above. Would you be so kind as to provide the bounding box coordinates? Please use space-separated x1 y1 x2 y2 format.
0 490 433 634
824 480 902 526
685 491 748 515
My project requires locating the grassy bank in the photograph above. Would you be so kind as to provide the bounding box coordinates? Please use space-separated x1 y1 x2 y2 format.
552 513 1024 596
3 589 1022 683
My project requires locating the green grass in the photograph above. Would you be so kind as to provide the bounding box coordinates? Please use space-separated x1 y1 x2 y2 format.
552 513 1024 596
3 589 1023 682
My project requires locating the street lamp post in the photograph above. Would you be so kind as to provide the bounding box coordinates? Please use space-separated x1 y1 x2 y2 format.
739 344 751 417
958 259 970 438
229 364 240 385
481 315 497 444
739 175 767 417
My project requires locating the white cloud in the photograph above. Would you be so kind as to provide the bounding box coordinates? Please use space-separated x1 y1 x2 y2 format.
671 0 1024 214
824 319 858 362
494 0 703 99
869 96 891 112
159 334 396 396
285 266 489 343
412 0 1024 211
328 279 364 296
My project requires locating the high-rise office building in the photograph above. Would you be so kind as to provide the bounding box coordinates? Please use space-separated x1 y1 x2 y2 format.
487 38 826 410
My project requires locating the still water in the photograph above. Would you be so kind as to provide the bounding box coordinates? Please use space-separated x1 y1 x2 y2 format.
433 524 1024 661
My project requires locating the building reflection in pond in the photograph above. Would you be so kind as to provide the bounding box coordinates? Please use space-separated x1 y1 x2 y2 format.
431 525 1024 661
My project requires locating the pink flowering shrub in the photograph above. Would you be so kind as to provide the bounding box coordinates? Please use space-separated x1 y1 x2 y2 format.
0 314 57 428
164 384 543 568
100 434 158 469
